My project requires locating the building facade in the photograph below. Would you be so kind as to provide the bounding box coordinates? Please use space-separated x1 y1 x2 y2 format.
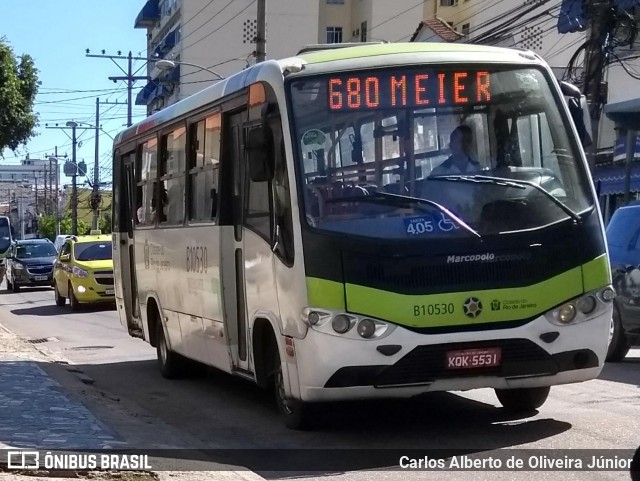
134 0 320 113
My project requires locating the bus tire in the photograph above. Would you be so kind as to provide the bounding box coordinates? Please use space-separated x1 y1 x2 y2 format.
273 349 313 430
11 276 19 293
54 282 65 306
5 276 12 291
495 386 550 412
606 303 630 362
156 320 183 379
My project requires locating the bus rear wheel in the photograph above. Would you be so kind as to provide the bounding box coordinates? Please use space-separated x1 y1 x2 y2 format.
156 321 183 379
495 386 550 412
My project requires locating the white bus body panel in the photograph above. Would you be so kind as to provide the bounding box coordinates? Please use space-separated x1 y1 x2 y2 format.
294 308 611 402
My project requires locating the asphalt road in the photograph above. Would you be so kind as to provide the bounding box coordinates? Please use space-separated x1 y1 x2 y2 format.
0 283 639 481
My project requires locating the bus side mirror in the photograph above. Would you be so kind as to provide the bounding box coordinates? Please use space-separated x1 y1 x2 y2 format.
246 126 274 182
561 81 592 148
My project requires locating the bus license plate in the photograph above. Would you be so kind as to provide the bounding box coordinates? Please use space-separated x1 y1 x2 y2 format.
35 276 48 281
105 289 114 295
446 347 501 369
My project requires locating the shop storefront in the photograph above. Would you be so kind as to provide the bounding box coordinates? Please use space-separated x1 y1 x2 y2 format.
595 99 640 224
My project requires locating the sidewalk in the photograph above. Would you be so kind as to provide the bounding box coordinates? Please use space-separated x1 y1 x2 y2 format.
0 324 127 450
0 323 267 481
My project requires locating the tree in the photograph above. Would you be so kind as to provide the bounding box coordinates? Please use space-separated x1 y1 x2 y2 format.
0 38 39 153
36 215 89 239
37 214 56 240
99 211 112 234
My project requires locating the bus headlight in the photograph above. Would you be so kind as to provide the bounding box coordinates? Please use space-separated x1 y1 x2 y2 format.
332 314 352 334
557 304 576 323
546 287 612 326
308 311 321 325
357 319 376 338
576 295 597 314
600 287 615 302
302 309 395 340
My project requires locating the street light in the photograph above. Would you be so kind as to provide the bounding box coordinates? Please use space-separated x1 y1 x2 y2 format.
155 59 225 80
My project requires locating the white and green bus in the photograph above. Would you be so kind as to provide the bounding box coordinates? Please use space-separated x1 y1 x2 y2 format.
113 43 614 429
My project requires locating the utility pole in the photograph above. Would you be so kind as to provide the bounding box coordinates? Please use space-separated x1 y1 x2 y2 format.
52 146 61 236
43 163 48 215
89 98 119 231
46 124 91 235
581 0 614 171
256 0 266 62
69 122 78 235
86 50 148 127
92 97 100 231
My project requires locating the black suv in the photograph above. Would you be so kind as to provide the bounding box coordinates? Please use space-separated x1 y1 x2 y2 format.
5 239 58 292
606 202 640 361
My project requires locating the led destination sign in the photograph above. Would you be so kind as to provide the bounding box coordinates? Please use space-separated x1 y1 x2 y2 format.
328 69 492 111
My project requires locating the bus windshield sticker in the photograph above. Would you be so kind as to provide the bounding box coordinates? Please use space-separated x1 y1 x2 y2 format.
301 129 327 147
403 214 460 236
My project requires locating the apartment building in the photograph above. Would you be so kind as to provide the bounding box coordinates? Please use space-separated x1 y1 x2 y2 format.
134 0 320 112
318 0 433 45
409 0 586 79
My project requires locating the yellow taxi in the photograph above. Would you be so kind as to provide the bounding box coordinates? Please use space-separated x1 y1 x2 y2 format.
53 232 114 310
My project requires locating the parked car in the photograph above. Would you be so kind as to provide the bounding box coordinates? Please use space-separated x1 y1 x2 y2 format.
53 233 114 310
606 202 640 361
5 239 58 292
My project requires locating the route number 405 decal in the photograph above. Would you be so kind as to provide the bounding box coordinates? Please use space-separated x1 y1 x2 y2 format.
403 213 460 236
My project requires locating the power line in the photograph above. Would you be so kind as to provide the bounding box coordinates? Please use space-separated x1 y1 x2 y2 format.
37 87 123 96
368 0 425 34
181 1 257 52
176 0 235 47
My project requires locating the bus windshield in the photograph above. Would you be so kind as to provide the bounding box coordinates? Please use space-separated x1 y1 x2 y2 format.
288 65 593 239
74 242 112 261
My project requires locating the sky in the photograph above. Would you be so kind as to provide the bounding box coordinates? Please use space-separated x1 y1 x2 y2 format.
0 1 149 188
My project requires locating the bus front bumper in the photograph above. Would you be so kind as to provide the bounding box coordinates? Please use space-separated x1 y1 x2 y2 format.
292 308 611 402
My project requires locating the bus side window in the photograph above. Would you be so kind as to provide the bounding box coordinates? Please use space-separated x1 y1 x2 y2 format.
160 125 186 225
138 138 158 226
189 114 221 223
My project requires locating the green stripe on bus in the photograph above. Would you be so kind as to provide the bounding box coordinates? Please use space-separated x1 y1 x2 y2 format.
306 277 345 310
300 43 501 65
582 254 611 292
344 267 583 328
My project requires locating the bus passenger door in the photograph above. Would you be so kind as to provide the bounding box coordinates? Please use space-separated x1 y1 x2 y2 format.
221 110 251 373
116 153 142 334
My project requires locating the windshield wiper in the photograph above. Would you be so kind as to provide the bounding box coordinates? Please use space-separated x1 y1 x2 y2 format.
324 192 482 239
429 174 581 223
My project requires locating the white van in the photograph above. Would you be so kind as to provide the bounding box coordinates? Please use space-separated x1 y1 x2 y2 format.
53 235 72 253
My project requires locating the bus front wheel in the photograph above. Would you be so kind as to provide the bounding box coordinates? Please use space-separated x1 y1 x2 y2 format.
606 303 630 362
273 351 312 430
495 386 550 413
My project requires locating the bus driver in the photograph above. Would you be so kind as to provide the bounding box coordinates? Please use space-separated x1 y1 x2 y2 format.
430 125 482 176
